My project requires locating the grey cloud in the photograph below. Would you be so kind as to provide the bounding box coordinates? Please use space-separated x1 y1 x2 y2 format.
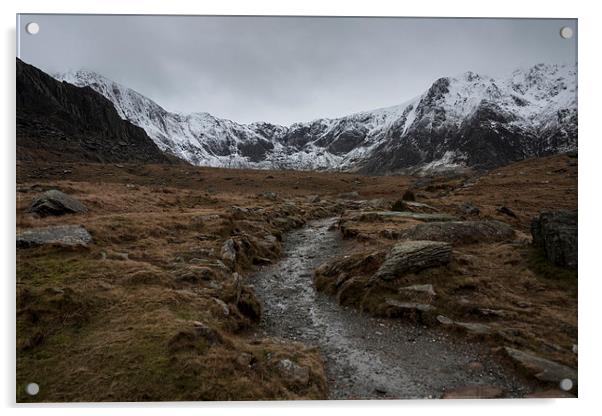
18 15 576 125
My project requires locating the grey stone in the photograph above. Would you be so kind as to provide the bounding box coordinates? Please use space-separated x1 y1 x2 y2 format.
400 220 515 245
460 202 480 216
385 299 435 313
504 347 577 386
28 189 88 217
17 225 92 248
221 238 237 266
436 315 493 335
354 211 457 223
213 298 230 316
392 200 439 213
375 240 452 280
531 210 577 269
259 191 278 201
399 284 436 296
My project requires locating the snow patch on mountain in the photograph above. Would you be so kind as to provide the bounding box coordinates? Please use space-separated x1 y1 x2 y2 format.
54 63 577 173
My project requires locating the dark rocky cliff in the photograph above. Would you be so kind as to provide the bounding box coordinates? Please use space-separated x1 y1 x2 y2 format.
16 58 172 164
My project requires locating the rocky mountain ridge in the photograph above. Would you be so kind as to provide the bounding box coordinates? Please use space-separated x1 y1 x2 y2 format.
17 58 171 164
55 63 577 173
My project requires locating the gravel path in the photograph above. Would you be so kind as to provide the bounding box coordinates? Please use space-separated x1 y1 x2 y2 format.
250 217 530 399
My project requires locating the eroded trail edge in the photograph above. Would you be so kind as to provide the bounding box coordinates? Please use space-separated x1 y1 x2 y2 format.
251 217 529 399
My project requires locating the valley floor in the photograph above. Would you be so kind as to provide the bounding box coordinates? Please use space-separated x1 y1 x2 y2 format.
15 154 577 401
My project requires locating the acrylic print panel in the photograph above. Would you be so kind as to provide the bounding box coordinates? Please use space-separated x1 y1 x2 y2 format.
16 14 577 402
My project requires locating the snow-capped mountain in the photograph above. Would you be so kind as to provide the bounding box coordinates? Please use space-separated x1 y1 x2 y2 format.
55 63 577 174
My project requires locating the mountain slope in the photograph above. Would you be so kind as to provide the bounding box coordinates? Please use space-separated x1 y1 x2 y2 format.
55 63 577 173
17 59 171 164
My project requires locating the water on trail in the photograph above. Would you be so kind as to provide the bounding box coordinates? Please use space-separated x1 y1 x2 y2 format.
250 217 529 399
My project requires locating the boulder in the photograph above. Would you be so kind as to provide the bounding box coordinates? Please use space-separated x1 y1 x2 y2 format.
16 225 92 248
400 220 515 245
374 240 452 280
27 190 88 217
531 210 577 269
504 347 577 387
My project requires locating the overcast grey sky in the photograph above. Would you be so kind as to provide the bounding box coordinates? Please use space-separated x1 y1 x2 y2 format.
18 15 577 125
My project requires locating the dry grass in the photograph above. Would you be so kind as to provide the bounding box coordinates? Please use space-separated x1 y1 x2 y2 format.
314 154 578 369
16 162 365 402
15 155 577 400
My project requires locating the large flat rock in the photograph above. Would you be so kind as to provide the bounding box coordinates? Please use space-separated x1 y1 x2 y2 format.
352 211 457 223
436 315 494 335
400 220 515 245
375 240 452 280
17 225 93 248
504 347 577 386
28 189 88 217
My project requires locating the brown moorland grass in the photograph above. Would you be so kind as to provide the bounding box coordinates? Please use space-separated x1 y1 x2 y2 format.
314 154 577 369
18 162 386 402
16 154 577 400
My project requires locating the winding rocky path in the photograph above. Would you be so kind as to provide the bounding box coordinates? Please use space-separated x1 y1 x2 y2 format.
250 217 529 399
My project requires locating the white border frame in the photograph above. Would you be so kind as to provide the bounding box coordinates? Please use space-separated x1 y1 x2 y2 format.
2 1 600 415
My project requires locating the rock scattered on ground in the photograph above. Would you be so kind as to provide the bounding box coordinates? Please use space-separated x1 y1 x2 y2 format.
497 206 518 218
221 238 237 267
504 347 577 387
459 202 480 216
16 225 92 248
27 189 88 217
383 300 435 321
436 315 494 336
400 220 515 245
375 240 452 280
259 191 278 201
531 210 577 269
399 284 436 297
391 200 439 213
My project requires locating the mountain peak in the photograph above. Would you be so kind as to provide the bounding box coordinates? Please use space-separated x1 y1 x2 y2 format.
52 62 577 173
